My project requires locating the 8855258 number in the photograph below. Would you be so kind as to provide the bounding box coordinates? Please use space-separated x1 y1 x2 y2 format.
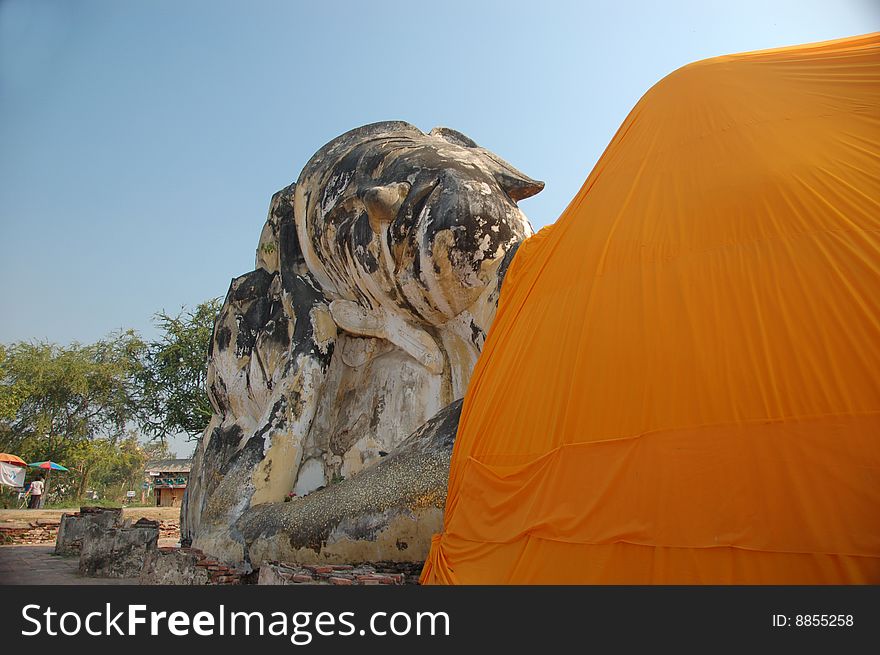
795 614 853 627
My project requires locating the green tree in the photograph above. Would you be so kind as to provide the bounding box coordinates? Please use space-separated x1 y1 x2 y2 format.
64 434 141 501
0 299 217 503
86 433 147 498
0 331 145 502
134 299 220 442
0 332 143 457
0 344 26 422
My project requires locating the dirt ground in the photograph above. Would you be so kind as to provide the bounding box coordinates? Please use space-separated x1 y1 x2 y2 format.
0 545 139 584
0 506 181 522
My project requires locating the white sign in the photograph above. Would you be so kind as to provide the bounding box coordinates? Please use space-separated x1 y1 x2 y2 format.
0 462 26 488
125 490 137 498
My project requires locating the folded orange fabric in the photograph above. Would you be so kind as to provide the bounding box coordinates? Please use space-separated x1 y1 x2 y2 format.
422 34 880 584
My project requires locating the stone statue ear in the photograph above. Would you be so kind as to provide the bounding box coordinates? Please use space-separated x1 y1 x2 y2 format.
429 126 544 202
361 182 410 233
494 168 545 201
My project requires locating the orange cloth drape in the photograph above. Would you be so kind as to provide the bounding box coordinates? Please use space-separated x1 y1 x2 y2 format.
422 34 880 584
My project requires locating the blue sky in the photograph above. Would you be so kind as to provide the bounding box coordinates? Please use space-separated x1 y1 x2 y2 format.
1 1 878 454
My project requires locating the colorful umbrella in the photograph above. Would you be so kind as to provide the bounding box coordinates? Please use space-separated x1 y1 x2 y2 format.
28 460 69 471
0 453 27 467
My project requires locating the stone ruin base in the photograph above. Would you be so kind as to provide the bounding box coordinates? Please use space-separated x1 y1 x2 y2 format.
55 506 123 555
137 548 424 586
78 518 159 578
257 561 423 585
139 546 245 585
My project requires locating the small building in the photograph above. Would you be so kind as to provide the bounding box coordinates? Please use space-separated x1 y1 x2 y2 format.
145 459 192 507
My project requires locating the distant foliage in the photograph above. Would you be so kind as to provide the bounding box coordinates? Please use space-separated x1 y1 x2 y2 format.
133 299 221 442
0 332 147 502
0 299 220 504
0 331 144 457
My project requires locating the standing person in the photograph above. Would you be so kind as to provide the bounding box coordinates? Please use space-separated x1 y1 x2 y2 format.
28 475 44 509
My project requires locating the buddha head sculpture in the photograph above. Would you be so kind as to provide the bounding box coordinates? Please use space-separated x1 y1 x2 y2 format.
183 122 543 563
293 121 541 372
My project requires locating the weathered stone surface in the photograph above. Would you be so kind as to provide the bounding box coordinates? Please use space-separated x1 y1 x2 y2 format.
139 548 210 585
138 546 245 585
55 507 123 555
182 122 541 566
257 562 306 585
78 520 158 578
